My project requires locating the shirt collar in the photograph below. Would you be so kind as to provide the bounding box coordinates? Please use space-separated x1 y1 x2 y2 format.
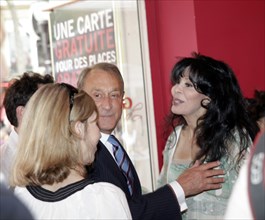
100 133 116 158
100 132 110 145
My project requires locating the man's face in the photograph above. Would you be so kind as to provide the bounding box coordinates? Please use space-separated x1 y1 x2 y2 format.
82 69 123 134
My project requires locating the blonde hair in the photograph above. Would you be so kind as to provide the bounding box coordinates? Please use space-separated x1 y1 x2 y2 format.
10 83 98 187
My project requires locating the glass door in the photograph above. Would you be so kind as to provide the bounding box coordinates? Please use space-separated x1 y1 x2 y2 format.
48 0 158 192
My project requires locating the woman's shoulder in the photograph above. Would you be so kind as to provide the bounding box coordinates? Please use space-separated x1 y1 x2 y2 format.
14 186 28 196
83 182 125 197
165 125 183 150
81 182 131 219
81 182 129 213
88 181 122 190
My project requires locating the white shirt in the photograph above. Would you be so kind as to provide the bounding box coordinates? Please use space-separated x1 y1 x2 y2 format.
224 161 253 219
100 133 116 160
100 132 187 212
0 127 18 186
14 181 132 220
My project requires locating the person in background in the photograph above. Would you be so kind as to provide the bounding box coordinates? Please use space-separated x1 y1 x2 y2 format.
0 72 54 186
10 83 132 219
77 62 225 220
0 82 10 146
0 179 34 220
157 52 259 220
247 90 265 131
1 164 33 220
224 131 265 219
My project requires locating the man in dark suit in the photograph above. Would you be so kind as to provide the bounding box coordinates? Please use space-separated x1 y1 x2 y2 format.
77 63 224 220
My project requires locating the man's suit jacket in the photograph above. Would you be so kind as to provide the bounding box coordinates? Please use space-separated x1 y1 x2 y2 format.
87 140 182 220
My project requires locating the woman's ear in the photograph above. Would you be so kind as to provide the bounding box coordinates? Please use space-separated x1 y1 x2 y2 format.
202 98 211 106
74 121 85 138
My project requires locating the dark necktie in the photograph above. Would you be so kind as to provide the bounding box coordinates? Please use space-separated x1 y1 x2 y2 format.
108 135 134 195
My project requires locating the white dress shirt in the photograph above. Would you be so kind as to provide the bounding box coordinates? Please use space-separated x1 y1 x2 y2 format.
0 127 18 186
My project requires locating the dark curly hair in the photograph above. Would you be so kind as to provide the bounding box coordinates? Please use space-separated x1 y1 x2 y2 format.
166 52 259 164
3 72 54 127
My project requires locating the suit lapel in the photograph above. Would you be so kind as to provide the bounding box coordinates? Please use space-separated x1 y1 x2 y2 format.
91 141 142 198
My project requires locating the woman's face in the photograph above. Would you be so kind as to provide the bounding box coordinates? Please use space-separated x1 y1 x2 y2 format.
80 111 101 165
171 71 209 121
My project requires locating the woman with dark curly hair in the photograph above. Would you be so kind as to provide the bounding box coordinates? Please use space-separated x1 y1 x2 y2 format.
157 52 259 220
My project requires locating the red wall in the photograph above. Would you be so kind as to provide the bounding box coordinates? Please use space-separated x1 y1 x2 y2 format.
194 0 265 98
145 0 265 169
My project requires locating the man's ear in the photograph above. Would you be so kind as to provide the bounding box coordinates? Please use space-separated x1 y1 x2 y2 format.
74 121 85 138
16 106 25 126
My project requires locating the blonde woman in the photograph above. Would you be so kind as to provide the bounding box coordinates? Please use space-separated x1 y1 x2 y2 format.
10 83 132 219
